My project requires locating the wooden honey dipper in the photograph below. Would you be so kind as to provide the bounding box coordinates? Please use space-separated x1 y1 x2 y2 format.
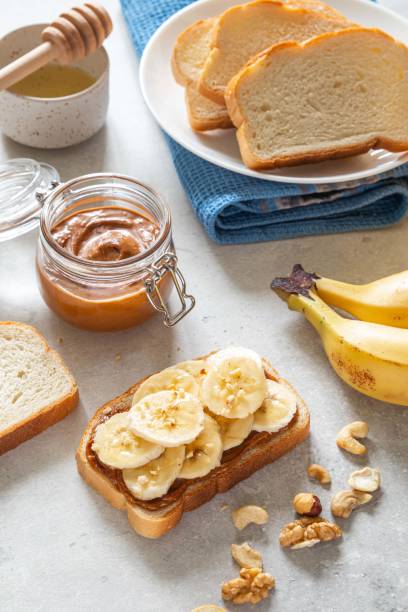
0 3 113 91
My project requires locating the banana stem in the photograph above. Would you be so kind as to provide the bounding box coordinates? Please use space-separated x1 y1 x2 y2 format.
271 265 342 334
287 291 341 334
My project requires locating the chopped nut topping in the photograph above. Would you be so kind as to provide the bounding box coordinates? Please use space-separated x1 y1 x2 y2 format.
222 568 275 605
231 542 263 569
348 467 380 493
331 489 372 518
232 505 269 530
307 463 331 485
293 493 322 517
279 516 342 549
336 421 368 455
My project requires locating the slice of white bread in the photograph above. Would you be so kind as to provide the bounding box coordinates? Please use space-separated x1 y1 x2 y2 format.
198 0 352 104
172 18 233 130
185 83 233 131
0 322 79 455
76 356 309 538
172 17 216 87
225 28 408 170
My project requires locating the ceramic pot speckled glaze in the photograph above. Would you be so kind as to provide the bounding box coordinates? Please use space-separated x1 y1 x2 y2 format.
0 24 109 149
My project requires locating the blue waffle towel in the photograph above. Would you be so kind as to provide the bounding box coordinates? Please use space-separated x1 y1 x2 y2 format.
121 0 408 244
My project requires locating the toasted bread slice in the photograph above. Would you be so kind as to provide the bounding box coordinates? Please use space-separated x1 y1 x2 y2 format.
172 18 233 131
226 28 408 170
0 322 79 455
198 0 352 104
76 356 309 538
172 18 215 87
185 83 232 131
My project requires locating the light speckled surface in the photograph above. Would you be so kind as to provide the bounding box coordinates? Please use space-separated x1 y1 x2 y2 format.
0 2 407 611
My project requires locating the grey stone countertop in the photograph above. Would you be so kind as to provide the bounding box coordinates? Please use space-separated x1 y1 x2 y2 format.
0 1 407 611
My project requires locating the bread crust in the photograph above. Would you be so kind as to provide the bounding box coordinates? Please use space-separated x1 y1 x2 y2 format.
76 356 310 538
225 27 408 170
198 0 352 104
0 321 79 456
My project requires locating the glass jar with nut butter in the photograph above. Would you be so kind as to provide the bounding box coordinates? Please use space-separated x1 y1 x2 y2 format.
0 159 195 331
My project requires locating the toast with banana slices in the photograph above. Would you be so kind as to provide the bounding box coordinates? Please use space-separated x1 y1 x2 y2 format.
76 348 309 538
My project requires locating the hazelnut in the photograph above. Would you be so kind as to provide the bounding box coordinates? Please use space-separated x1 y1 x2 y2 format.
293 493 322 517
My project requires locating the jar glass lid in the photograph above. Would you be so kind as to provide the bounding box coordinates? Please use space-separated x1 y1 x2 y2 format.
0 158 59 242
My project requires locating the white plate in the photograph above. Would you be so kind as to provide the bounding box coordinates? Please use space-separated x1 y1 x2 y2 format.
140 0 408 184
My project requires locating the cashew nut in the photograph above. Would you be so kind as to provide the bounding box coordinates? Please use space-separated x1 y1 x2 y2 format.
307 463 331 485
231 542 263 569
336 421 369 455
331 489 372 518
348 467 380 492
192 606 226 612
232 505 269 530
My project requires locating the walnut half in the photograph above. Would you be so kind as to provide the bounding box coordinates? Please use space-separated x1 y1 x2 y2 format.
222 568 275 605
279 516 342 549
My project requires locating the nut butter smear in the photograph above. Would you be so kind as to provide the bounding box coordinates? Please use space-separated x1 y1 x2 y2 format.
52 207 160 262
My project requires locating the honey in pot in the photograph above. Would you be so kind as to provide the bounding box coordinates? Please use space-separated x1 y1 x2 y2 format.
8 64 96 97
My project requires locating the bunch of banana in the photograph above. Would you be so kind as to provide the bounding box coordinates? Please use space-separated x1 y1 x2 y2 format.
315 268 408 328
271 265 408 406
91 348 298 501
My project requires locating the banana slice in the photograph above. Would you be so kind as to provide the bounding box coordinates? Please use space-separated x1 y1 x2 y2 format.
123 446 185 501
91 412 164 469
202 348 267 418
213 413 254 451
176 359 208 382
133 367 199 403
129 390 205 447
253 380 297 433
179 414 223 479
208 347 262 369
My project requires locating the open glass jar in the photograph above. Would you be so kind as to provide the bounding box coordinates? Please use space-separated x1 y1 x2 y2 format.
0 159 195 331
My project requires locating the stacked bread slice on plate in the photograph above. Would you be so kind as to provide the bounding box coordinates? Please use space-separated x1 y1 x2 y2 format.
171 0 408 169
